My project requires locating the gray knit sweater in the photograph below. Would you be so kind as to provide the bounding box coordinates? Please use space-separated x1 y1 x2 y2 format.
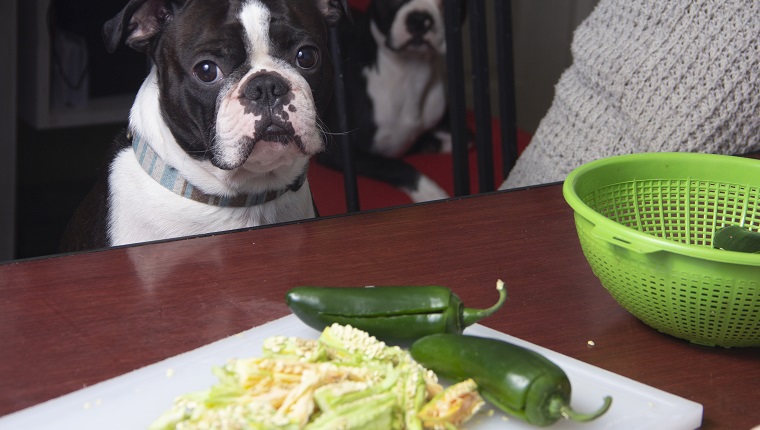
501 0 760 189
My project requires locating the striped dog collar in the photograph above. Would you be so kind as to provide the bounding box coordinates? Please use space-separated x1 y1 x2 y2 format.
131 133 307 208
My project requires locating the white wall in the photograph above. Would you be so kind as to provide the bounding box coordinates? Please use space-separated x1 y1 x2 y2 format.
513 0 598 133
463 0 599 134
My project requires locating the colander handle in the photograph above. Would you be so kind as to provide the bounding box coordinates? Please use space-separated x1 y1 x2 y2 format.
591 223 664 254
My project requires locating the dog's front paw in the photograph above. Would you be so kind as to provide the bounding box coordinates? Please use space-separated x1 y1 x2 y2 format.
413 128 476 154
402 175 449 203
412 130 453 154
435 130 453 154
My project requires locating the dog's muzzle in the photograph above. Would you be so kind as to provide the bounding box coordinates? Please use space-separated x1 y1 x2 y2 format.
406 10 435 43
387 7 444 54
243 73 291 109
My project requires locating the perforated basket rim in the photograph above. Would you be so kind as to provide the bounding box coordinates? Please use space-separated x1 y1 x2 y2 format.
563 152 760 266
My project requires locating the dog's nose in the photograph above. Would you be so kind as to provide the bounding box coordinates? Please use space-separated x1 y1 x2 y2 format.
243 73 291 107
406 11 434 36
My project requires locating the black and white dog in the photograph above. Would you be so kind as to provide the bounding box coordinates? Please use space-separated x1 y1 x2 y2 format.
60 0 348 252
320 0 454 203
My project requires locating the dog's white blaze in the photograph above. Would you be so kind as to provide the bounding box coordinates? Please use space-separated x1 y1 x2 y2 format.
240 0 271 64
211 1 273 169
402 174 448 203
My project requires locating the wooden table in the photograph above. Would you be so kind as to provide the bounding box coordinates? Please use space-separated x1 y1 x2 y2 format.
1 184 758 428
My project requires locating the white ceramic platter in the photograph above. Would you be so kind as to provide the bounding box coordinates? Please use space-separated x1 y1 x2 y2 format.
0 315 702 429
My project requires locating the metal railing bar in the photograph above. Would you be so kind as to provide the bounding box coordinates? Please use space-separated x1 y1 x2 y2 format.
443 0 471 197
494 0 518 179
329 26 360 212
468 0 495 193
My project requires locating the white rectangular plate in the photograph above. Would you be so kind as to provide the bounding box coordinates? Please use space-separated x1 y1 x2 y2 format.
0 315 702 429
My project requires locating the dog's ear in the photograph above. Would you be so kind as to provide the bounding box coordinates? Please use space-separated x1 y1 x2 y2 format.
103 0 183 54
317 0 352 26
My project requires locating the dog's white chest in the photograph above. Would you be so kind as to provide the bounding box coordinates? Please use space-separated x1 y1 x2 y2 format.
106 148 314 246
365 55 445 157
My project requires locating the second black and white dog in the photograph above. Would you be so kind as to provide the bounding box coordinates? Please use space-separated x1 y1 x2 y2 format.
60 0 348 252
320 0 455 203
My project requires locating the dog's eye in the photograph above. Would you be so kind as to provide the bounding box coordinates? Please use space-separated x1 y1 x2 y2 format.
296 47 319 70
193 61 224 83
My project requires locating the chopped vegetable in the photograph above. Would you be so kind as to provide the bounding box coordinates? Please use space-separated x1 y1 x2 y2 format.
418 378 483 429
149 324 484 429
286 280 507 341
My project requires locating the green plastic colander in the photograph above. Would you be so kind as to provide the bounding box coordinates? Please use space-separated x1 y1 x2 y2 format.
563 152 760 347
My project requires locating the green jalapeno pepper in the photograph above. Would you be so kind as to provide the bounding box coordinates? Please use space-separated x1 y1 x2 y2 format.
410 333 612 427
286 280 507 341
713 225 760 253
